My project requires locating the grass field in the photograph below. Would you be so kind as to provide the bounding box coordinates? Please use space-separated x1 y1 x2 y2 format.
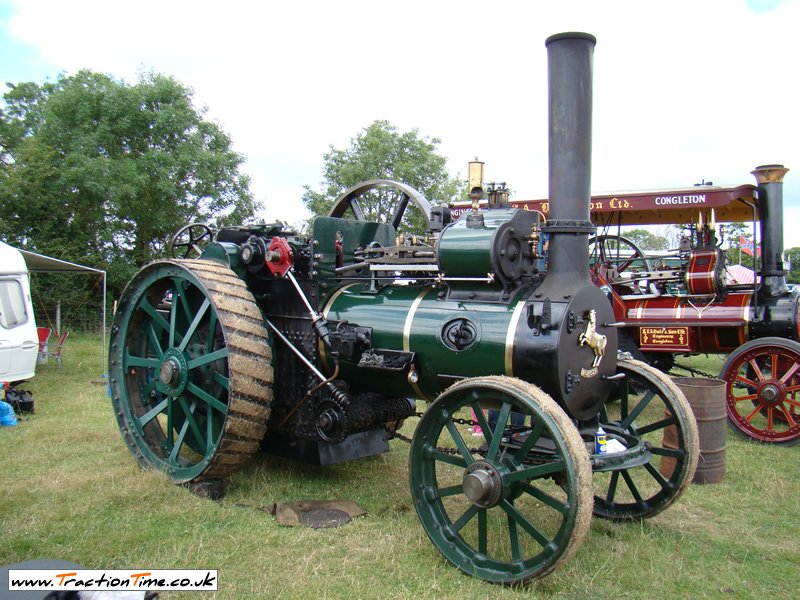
1 333 798 599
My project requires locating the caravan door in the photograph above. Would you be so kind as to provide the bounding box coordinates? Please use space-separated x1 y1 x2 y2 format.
0 242 38 383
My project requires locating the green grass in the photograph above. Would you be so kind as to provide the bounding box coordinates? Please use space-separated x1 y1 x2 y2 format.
1 334 798 599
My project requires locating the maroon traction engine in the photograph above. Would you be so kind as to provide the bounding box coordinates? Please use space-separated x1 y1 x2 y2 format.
507 168 800 445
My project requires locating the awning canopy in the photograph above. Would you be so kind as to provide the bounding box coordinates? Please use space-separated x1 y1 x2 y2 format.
12 245 107 378
17 248 105 274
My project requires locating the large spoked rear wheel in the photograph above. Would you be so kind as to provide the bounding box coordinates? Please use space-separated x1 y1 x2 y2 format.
593 359 699 520
719 337 800 446
109 259 273 483
409 376 592 584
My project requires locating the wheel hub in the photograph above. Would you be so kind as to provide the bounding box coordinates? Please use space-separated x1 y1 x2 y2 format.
462 461 503 508
758 381 785 407
157 348 189 396
159 359 180 386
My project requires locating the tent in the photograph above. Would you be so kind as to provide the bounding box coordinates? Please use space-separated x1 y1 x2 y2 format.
726 264 757 285
14 247 107 377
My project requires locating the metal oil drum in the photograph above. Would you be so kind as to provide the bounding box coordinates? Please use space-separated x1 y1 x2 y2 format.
661 377 726 484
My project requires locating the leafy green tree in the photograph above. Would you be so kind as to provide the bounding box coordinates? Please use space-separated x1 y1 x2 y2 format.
785 247 800 283
624 228 669 251
0 70 258 298
302 120 461 233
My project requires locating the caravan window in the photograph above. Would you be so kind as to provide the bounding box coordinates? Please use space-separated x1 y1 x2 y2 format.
0 279 28 328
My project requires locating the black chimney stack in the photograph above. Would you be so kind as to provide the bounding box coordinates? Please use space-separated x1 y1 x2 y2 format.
752 164 790 298
543 32 597 290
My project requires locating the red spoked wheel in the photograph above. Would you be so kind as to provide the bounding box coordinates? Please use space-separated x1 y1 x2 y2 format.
719 337 800 446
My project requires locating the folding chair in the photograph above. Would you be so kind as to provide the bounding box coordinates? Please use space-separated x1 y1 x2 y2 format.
36 327 52 364
46 331 70 370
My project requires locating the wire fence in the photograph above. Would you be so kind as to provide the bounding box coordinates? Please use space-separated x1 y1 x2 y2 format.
34 303 107 335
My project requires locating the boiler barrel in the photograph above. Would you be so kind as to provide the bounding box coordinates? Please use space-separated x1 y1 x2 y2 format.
320 283 526 400
320 280 617 419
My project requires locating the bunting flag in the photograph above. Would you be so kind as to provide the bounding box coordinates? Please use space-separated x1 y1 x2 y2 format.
740 235 760 257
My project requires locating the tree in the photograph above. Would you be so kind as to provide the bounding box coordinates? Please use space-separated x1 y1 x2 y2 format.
302 120 461 233
0 70 258 298
624 228 669 251
785 247 800 284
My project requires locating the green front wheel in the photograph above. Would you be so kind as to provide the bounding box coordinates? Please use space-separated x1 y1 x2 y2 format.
593 359 699 520
409 376 592 584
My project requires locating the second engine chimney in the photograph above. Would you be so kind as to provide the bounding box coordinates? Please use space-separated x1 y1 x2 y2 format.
752 164 790 298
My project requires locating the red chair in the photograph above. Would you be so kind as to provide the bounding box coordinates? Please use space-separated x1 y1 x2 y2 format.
46 331 70 370
36 327 52 363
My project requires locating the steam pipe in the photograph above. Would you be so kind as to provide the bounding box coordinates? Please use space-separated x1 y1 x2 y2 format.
544 32 597 288
752 164 790 297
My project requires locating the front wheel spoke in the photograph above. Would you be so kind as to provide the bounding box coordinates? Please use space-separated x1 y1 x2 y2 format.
444 420 474 464
519 482 569 514
436 484 463 498
452 504 479 534
505 459 566 484
187 382 228 415
621 389 655 429
621 470 645 504
430 449 468 469
469 401 493 447
650 446 684 459
511 420 546 467
636 415 674 436
486 402 513 461
643 461 672 490
605 471 620 503
137 398 169 428
478 509 487 555
187 347 229 370
501 498 553 551
508 511 521 562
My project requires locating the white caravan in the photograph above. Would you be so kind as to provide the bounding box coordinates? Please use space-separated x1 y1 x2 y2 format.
0 241 38 383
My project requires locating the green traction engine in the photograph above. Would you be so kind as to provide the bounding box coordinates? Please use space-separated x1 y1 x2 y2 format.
108 33 699 584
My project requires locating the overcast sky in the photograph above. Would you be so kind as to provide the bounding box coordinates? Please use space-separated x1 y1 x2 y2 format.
2 0 798 247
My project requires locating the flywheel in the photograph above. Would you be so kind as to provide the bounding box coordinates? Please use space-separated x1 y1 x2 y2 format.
109 259 273 483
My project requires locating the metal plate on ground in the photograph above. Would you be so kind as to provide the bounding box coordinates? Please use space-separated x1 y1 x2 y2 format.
299 508 351 529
